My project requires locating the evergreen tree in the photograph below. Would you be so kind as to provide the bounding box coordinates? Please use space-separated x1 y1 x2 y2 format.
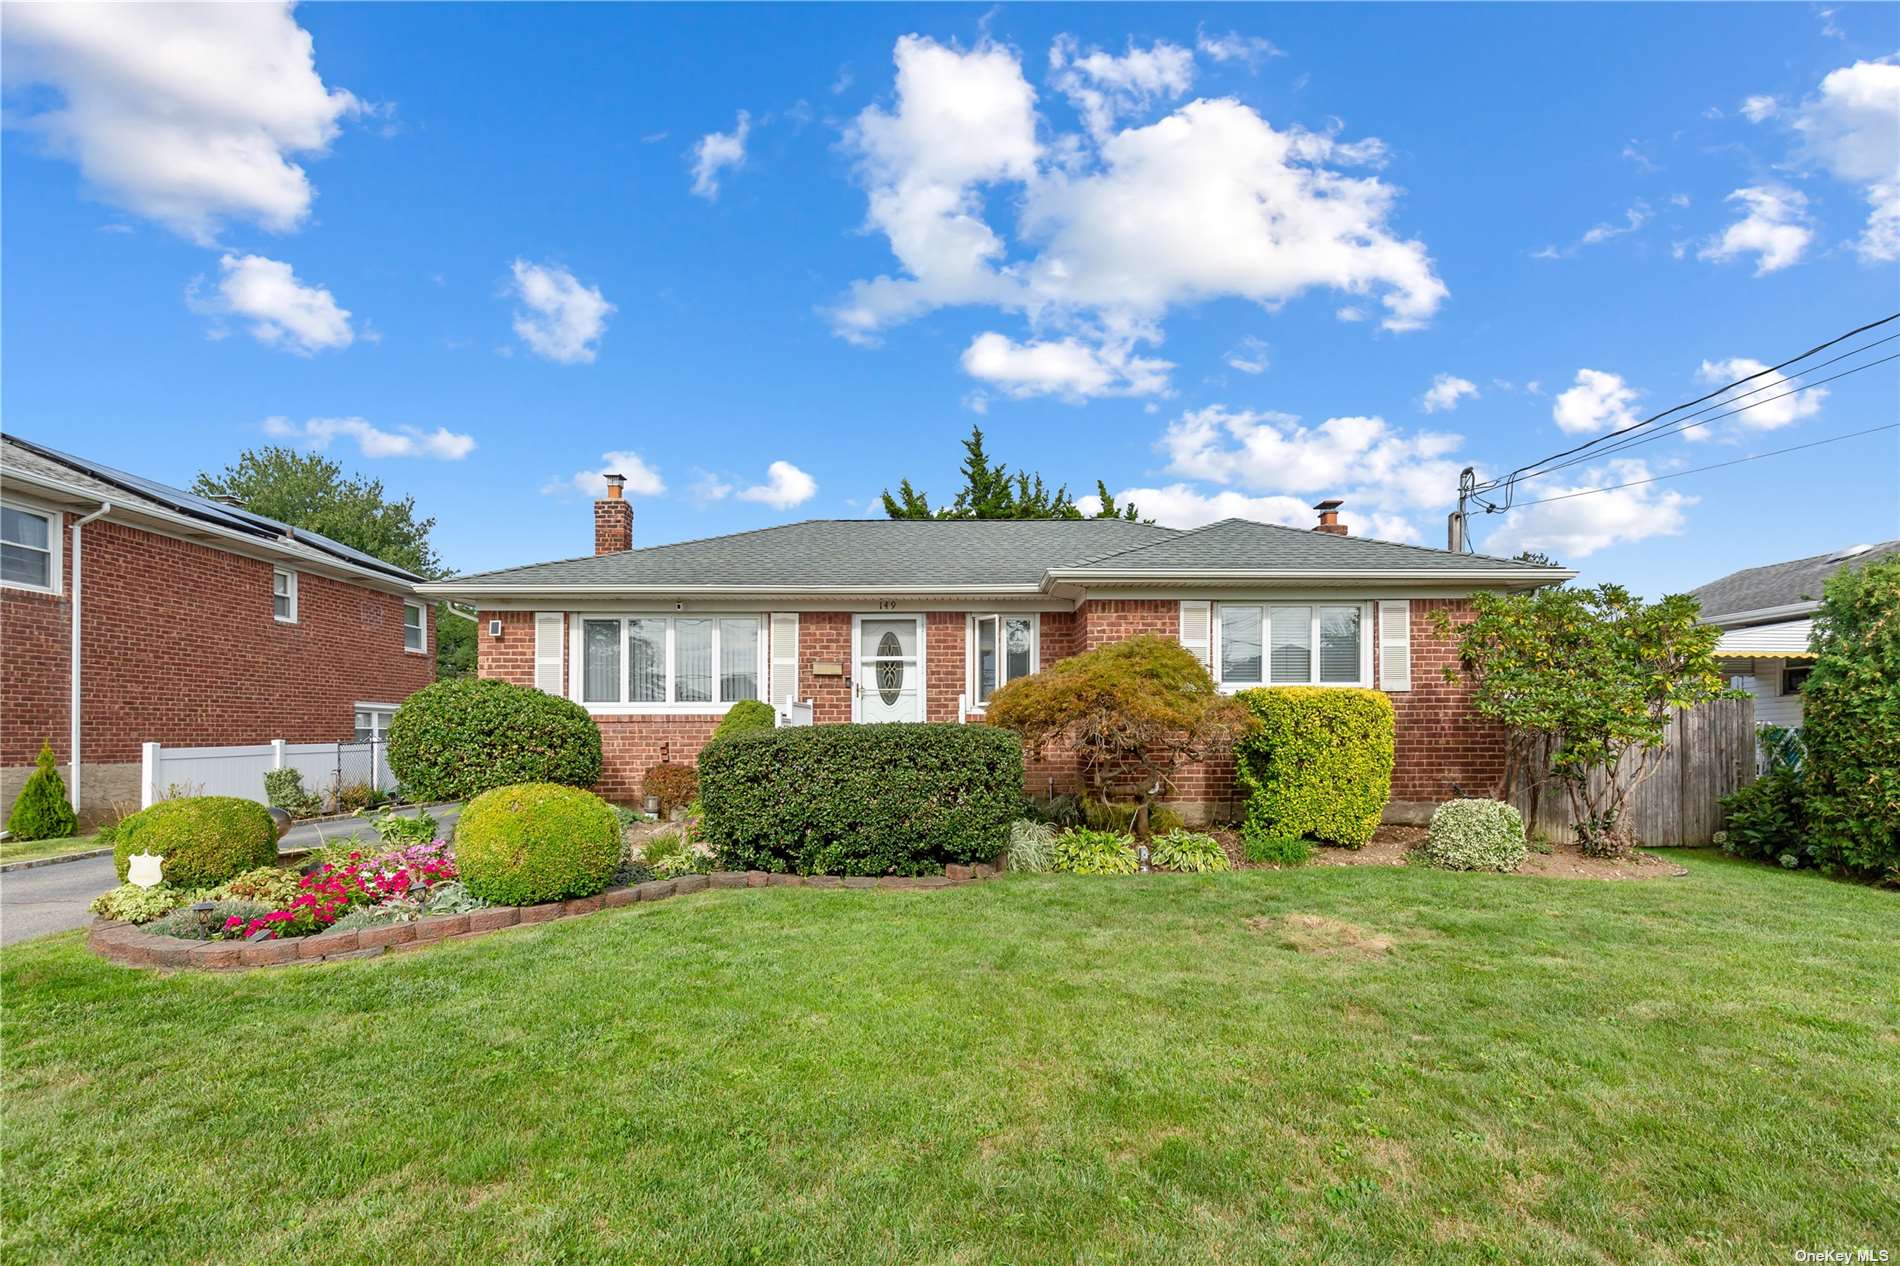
880 427 1145 522
6 742 78 841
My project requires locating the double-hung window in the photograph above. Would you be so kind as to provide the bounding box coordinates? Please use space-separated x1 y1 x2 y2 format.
970 613 1037 706
0 502 57 593
272 567 298 623
1214 603 1368 688
577 615 764 710
403 601 427 653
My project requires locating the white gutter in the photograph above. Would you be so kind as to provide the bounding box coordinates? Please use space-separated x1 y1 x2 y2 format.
1697 600 1820 628
68 501 112 816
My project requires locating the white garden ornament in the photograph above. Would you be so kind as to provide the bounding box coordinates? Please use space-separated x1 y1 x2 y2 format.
126 852 165 888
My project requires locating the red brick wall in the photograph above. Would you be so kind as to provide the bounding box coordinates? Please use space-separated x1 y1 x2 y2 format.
1 517 433 768
1386 598 1506 803
475 596 1503 816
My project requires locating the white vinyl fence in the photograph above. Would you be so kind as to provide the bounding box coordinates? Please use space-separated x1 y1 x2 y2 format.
140 739 391 810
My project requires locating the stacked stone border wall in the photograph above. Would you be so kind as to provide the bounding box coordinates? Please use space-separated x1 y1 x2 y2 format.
86 862 1004 971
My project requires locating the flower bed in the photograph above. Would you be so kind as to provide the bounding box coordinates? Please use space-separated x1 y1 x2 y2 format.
87 861 1007 972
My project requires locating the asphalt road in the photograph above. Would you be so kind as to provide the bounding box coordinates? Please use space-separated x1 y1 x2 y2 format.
0 805 459 947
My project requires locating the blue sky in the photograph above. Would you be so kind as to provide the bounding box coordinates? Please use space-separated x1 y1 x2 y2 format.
3 2 1896 595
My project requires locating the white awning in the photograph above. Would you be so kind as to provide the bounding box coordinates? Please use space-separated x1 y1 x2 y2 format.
1716 618 1816 659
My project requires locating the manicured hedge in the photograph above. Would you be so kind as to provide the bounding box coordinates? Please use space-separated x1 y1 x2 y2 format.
1234 687 1394 848
711 699 776 741
699 724 1024 876
387 677 603 803
1420 798 1527 872
455 783 621 907
112 796 277 890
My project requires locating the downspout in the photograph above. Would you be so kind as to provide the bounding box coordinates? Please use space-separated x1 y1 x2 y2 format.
68 502 112 818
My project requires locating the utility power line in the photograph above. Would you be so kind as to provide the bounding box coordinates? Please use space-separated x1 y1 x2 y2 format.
1446 311 1900 552
1503 423 1900 508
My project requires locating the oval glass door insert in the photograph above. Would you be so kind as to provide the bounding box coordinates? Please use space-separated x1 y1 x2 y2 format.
876 631 903 704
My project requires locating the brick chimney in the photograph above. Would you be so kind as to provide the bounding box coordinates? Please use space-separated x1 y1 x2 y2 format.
594 474 633 554
1312 498 1348 536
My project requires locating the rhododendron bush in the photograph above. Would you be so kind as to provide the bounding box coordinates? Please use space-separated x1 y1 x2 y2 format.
223 840 463 940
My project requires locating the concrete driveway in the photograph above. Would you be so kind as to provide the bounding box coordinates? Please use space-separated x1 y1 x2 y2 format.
0 805 459 947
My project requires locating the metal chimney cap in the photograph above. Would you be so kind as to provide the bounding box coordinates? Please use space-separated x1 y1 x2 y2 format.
1313 498 1344 511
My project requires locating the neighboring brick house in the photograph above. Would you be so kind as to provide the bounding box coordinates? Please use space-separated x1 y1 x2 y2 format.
1 435 436 825
424 479 1571 822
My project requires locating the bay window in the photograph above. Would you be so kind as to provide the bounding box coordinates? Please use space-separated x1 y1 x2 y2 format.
970 613 1037 705
575 614 765 710
1214 603 1369 687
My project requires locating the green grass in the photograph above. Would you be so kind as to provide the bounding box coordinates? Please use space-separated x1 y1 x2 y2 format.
0 830 103 866
3 852 1894 1264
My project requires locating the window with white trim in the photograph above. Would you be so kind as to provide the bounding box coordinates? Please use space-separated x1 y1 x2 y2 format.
1214 603 1370 687
403 601 426 653
0 502 57 593
354 704 396 743
969 613 1037 706
575 615 764 710
272 567 298 623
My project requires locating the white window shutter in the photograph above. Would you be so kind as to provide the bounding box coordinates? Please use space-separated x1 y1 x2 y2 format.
1179 600 1212 669
1378 600 1411 692
770 612 799 704
534 613 565 695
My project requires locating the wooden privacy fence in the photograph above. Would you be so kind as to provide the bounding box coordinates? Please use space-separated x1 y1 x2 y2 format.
1509 696 1758 847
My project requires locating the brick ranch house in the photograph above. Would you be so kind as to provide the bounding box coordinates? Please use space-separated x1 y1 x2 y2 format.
423 481 1571 823
0 434 436 826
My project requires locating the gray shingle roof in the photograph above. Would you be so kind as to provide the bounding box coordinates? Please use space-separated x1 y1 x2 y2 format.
447 518 1179 588
438 515 1564 593
2 433 422 583
1058 517 1555 575
1690 540 1900 621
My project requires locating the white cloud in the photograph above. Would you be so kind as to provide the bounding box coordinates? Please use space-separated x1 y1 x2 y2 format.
1102 482 1420 541
1791 59 1900 262
1740 94 1781 123
1194 29 1285 66
689 470 735 503
1690 357 1826 439
1048 36 1194 139
830 36 1445 392
2 2 360 243
1552 369 1642 435
960 331 1171 400
1224 336 1270 375
543 451 666 499
1162 405 1462 510
1699 186 1813 274
689 110 750 201
262 415 474 460
738 460 818 510
509 259 613 364
1482 460 1693 559
1536 202 1653 259
1420 373 1479 414
189 253 352 354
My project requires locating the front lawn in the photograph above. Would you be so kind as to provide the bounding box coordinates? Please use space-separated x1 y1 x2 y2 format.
4 852 1894 1264
0 830 103 866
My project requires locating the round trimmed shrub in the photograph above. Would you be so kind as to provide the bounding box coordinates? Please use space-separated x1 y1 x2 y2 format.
710 699 776 741
112 796 277 889
387 678 603 803
455 783 620 907
1421 799 1527 873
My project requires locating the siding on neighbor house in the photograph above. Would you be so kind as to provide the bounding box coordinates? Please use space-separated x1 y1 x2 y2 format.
477 595 1507 818
1727 659 1805 729
1 516 434 817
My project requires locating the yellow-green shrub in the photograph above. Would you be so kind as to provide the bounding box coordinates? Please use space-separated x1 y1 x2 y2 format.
111 796 278 890
1234 688 1394 848
455 783 620 907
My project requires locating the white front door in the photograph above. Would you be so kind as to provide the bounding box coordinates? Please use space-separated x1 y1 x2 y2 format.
855 616 922 723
